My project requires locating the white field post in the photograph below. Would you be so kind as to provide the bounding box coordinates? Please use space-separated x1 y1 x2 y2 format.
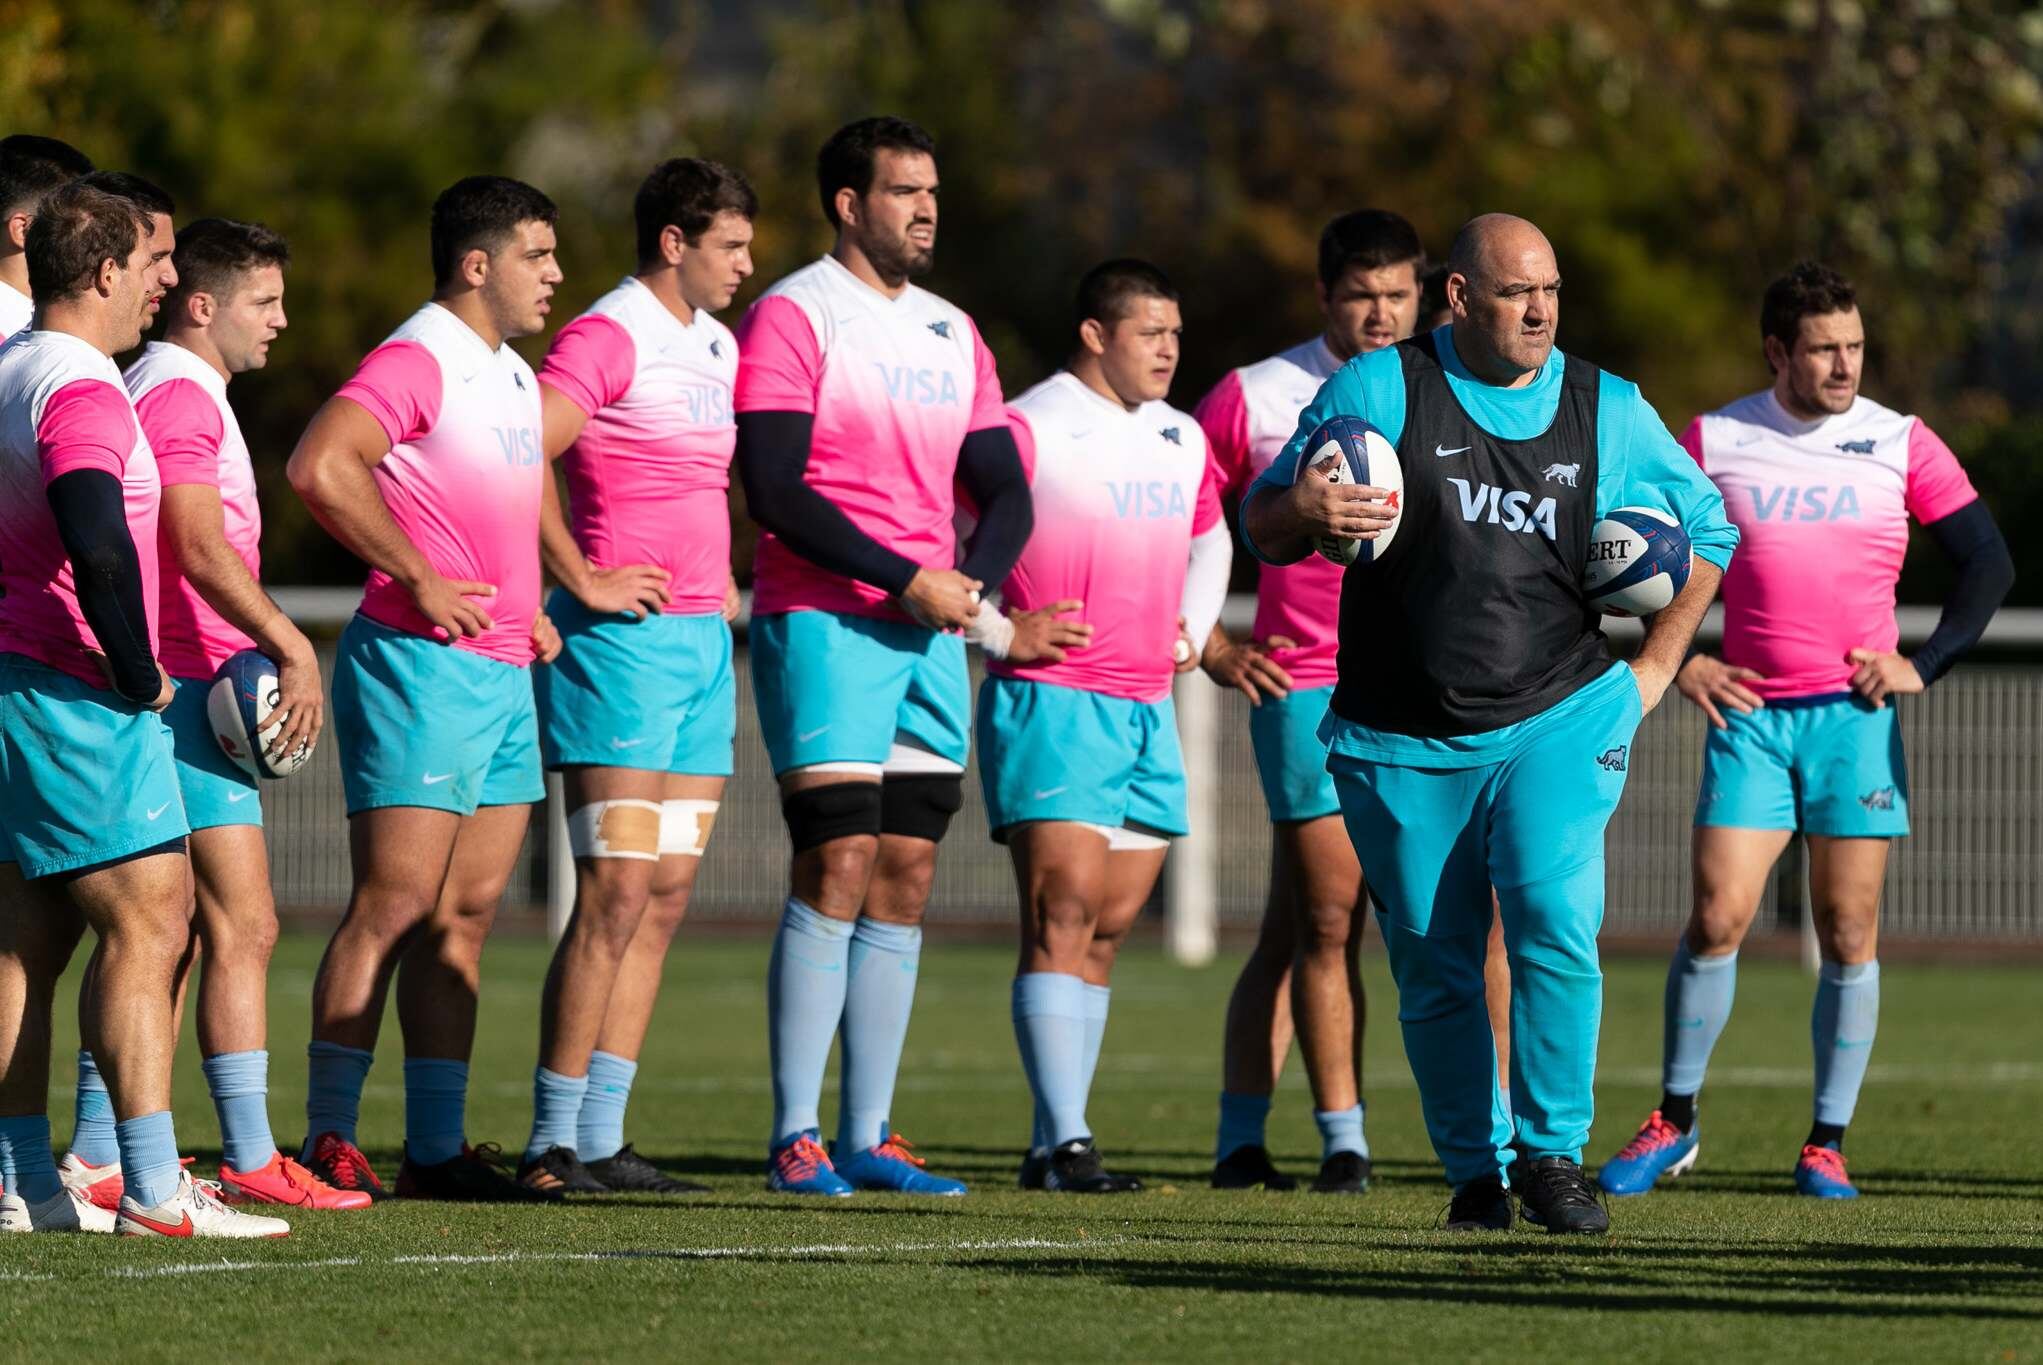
1168 669 1220 966
546 771 573 944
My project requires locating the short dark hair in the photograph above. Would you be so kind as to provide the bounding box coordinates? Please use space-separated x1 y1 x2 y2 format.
1317 209 1424 290
1762 261 1857 353
0 135 94 219
633 158 757 266
429 175 557 288
24 180 151 303
164 217 290 314
76 169 175 219
1077 258 1178 329
816 116 936 228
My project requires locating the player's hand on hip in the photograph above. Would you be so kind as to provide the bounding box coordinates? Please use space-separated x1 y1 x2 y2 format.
269 632 325 759
581 562 672 621
1675 653 1766 729
721 573 742 624
1846 647 1923 708
531 610 563 664
146 663 175 713
1006 599 1091 665
1201 633 1295 704
900 567 983 632
412 573 496 643
1287 457 1396 540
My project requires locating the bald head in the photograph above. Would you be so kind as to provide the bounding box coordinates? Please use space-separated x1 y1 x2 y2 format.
1444 213 1561 387
1446 214 1554 289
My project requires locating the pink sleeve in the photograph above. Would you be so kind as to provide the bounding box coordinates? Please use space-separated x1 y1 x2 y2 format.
1675 416 1705 471
965 317 1006 433
537 314 635 417
1191 433 1225 536
36 379 136 483
1193 371 1253 502
732 296 821 414
1904 418 1979 524
135 379 226 487
335 340 441 447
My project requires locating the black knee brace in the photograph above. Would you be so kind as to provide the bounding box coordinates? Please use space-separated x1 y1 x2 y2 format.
781 781 882 853
879 773 964 843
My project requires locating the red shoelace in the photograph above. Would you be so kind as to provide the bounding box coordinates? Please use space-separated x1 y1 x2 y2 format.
872 1133 928 1168
1800 1144 1850 1180
775 1135 832 1180
1615 1112 1682 1161
316 1136 379 1189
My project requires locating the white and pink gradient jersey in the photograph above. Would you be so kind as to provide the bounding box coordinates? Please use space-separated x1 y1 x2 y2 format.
336 302 544 666
1196 336 1344 689
0 282 31 339
124 341 260 679
1682 388 1979 699
538 276 738 615
990 372 1223 704
733 254 1006 620
0 329 161 685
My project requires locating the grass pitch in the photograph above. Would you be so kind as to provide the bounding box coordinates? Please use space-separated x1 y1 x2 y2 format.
0 931 2036 1362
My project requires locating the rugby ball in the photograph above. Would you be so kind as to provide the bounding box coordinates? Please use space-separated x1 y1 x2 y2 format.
1306 416 1404 566
1585 506 1691 618
207 648 313 779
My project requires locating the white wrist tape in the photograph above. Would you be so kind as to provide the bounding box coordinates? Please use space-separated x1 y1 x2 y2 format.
963 596 1015 659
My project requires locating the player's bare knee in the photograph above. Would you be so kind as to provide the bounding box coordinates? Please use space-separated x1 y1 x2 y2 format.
1296 899 1354 959
1685 895 1756 955
1814 904 1879 964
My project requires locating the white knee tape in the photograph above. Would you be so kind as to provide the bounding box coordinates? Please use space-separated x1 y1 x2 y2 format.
660 799 720 857
567 799 663 860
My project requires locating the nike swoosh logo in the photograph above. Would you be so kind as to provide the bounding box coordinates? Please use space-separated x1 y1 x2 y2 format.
1675 1017 1706 1029
796 726 830 743
786 953 842 973
1737 433 1763 446
146 802 172 821
1031 786 1068 800
121 1208 194 1236
1068 430 1092 440
422 772 454 785
609 737 647 749
1834 1038 1875 1050
1435 444 1470 458
226 790 254 804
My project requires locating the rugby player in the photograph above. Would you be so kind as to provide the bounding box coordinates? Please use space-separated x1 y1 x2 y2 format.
0 136 94 337
288 176 564 1203
1244 214 1738 1234
733 116 1031 1195
1597 263 2012 1200
0 177 285 1235
987 260 1228 1193
516 158 755 1195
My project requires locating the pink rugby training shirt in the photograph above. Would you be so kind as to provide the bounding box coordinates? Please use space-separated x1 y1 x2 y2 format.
335 302 544 666
1196 336 1345 690
0 329 162 686
733 254 1007 621
1682 388 1979 699
538 276 738 615
126 341 262 679
991 372 1223 704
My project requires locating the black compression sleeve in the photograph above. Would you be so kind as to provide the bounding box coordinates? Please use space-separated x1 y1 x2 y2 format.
955 425 1033 587
1911 499 2015 684
46 468 160 702
735 410 920 596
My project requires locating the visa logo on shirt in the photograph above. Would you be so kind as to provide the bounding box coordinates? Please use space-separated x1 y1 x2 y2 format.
1448 478 1559 540
674 383 733 426
1747 485 1862 522
494 426 542 466
1106 481 1190 520
874 363 960 407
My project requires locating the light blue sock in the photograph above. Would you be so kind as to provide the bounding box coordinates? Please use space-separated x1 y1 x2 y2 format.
1315 1103 1368 1161
578 1051 637 1163
837 916 922 1154
403 1058 469 1166
1012 973 1089 1146
116 1110 181 1209
1812 960 1880 1128
1080 984 1110 1097
0 1115 63 1203
767 898 852 1145
201 1050 276 1173
1215 1091 1272 1162
524 1066 588 1162
1663 943 1738 1098
70 1050 119 1165
302 1041 374 1154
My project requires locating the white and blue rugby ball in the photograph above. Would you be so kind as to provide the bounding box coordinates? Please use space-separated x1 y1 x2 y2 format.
207 648 313 780
1306 415 1404 566
1585 506 1691 618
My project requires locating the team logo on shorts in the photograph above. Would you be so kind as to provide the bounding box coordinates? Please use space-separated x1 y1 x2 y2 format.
1836 438 1876 455
926 320 951 339
1858 785 1897 811
1595 745 1628 772
1159 426 1181 445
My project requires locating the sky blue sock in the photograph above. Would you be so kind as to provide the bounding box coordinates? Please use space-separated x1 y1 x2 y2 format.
0 1114 62 1203
1080 984 1110 1099
404 1058 469 1166
201 1050 276 1174
837 916 922 1154
1012 972 1089 1146
70 1050 120 1165
1315 1103 1368 1161
303 1040 374 1154
1215 1091 1271 1162
524 1066 588 1162
116 1110 181 1210
1812 960 1880 1128
1663 943 1738 1098
578 1051 637 1163
767 898 852 1145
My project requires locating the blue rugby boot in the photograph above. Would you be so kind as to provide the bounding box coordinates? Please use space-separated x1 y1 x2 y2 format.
766 1131 853 1197
831 1132 967 1196
1795 1144 1858 1199
1596 1110 1699 1196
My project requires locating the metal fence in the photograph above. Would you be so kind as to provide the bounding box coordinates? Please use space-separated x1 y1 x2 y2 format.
258 597 2043 944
